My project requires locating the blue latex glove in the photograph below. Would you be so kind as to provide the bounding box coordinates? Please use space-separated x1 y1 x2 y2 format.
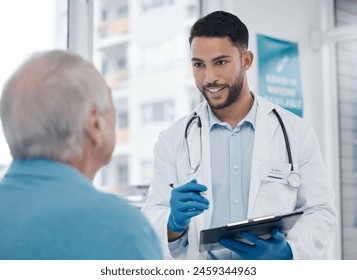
168 179 210 233
219 227 293 260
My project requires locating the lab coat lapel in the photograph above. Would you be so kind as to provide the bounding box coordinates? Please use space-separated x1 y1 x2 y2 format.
247 97 278 217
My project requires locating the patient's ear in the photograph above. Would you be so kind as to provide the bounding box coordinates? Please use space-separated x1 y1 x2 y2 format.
86 108 103 147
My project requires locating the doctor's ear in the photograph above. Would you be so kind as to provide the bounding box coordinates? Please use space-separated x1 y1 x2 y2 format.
242 51 254 70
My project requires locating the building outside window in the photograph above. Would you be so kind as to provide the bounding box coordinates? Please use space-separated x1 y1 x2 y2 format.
93 0 201 201
141 100 174 124
142 0 174 10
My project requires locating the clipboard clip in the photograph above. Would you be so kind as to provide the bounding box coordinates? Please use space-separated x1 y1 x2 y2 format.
226 215 275 228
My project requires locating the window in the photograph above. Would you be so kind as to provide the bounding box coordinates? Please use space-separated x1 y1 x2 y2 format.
93 0 200 199
142 40 179 71
189 87 203 110
0 0 68 175
101 8 108 21
101 155 129 190
142 0 174 11
117 4 129 18
117 160 129 186
101 59 108 75
115 98 129 129
118 112 129 129
141 159 153 182
117 57 127 70
141 100 174 124
99 44 129 89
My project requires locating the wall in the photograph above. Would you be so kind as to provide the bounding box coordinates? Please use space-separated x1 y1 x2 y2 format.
335 0 357 260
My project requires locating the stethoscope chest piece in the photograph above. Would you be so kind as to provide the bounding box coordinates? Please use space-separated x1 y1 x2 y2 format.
287 171 302 188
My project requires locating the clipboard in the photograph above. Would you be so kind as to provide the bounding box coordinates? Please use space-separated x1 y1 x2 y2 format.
199 211 303 252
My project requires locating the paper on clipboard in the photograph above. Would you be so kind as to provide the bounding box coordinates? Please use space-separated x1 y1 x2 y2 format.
199 211 303 252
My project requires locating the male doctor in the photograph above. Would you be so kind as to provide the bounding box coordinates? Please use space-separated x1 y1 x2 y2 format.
141 11 336 260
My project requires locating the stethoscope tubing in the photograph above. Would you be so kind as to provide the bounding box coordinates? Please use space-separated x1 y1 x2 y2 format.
185 112 202 174
272 108 293 171
184 108 301 187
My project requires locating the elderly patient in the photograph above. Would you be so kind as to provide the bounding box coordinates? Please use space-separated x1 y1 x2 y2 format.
0 50 162 260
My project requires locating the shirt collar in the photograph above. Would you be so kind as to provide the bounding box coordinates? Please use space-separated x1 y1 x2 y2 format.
5 158 94 190
208 93 258 131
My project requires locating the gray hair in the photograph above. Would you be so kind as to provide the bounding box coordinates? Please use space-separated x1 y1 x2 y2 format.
0 50 111 161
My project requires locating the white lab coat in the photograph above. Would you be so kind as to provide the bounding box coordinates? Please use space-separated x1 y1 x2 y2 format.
141 96 337 260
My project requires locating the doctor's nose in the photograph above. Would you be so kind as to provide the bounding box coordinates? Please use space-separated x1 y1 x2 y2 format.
204 68 220 85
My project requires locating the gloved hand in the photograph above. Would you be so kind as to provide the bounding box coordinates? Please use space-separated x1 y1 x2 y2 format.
168 179 210 233
219 227 293 260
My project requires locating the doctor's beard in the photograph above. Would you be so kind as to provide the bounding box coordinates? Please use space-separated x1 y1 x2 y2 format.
198 71 244 110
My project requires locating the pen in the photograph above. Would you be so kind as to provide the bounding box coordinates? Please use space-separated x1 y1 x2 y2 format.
169 182 206 196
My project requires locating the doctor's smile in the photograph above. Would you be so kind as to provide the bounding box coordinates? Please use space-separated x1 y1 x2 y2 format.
204 85 227 98
205 86 225 93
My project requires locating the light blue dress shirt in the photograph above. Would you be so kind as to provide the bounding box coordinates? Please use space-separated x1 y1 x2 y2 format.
168 97 257 259
208 96 257 260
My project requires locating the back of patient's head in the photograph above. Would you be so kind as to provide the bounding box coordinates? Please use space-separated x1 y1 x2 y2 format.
0 50 110 161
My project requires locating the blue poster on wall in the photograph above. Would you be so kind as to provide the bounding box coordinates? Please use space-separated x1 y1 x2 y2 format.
257 34 303 117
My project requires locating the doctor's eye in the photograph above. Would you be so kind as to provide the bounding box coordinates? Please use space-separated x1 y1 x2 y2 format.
192 62 204 68
215 59 227 66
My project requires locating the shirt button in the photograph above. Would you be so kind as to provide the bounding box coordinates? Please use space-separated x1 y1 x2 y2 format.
233 164 239 170
234 198 239 204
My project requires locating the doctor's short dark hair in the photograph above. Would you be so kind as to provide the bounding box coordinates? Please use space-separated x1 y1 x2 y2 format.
189 10 249 51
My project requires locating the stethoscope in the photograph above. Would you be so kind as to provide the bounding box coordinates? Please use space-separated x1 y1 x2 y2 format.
271 108 302 188
185 112 202 174
184 109 302 188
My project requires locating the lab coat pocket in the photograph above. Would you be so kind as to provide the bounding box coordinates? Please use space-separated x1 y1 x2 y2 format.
254 181 298 215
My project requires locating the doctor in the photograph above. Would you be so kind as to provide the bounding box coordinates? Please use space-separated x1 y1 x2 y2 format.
141 11 336 260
